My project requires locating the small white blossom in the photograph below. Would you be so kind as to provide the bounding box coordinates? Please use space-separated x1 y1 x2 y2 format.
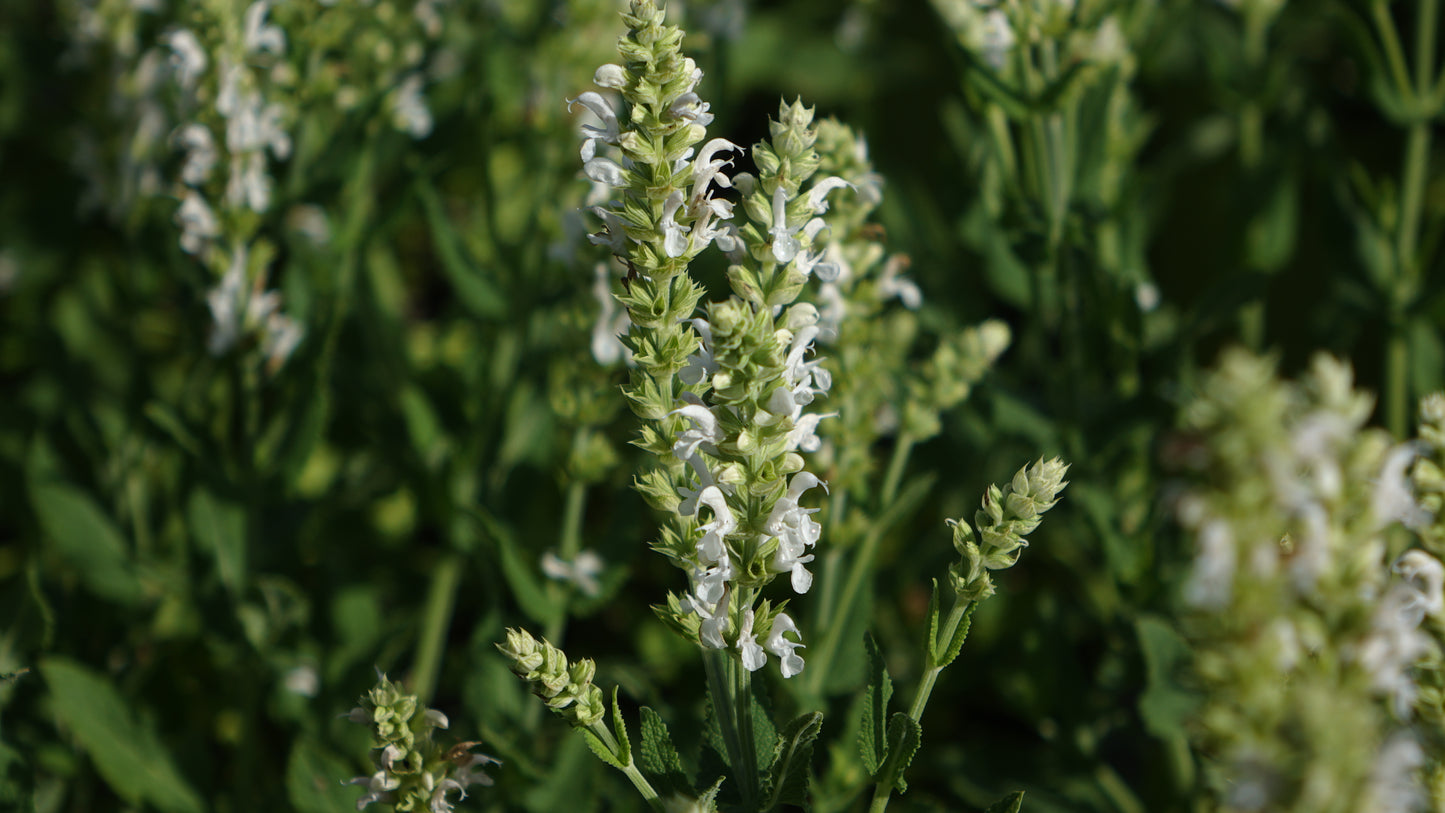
177 191 219 255
344 771 400 810
541 550 606 597
590 264 632 364
164 29 207 87
765 612 805 678
673 401 724 461
1393 550 1445 625
392 74 433 139
973 9 1016 70
1364 732 1427 813
738 608 766 671
1184 519 1235 609
243 1 286 56
877 255 922 309
1375 443 1430 530
283 664 319 697
174 123 217 185
569 92 621 163
593 63 627 89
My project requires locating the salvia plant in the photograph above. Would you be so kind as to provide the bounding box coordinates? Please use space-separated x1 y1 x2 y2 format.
5 0 1445 811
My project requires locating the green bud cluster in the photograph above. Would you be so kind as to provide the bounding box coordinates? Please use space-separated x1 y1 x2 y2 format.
947 457 1069 602
1413 393 1445 553
496 628 606 728
344 673 499 812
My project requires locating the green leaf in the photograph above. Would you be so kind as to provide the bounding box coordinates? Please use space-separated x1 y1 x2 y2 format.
767 711 823 809
41 657 203 813
611 686 632 766
696 777 726 812
750 679 778 775
583 727 624 770
858 632 893 776
639 706 690 796
414 176 506 318
28 476 143 607
880 712 922 794
399 385 447 470
932 603 976 671
286 738 357 813
926 580 942 666
1135 615 1197 741
466 506 559 627
186 488 247 594
985 791 1026 813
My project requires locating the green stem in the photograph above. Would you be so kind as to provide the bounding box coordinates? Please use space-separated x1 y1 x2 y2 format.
806 436 914 699
879 433 915 510
529 476 588 729
411 551 463 707
705 647 758 808
1371 0 1417 103
867 599 973 813
588 721 667 812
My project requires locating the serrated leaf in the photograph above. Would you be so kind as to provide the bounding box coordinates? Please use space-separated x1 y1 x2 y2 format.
611 686 632 766
186 488 247 594
286 738 357 813
639 706 689 796
29 477 143 606
697 776 726 811
933 603 976 671
583 727 624 770
985 791 1025 813
858 632 892 775
41 657 203 813
880 712 921 794
767 711 823 809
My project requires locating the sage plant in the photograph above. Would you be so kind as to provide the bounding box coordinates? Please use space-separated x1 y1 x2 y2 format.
497 3 1068 811
1173 349 1445 811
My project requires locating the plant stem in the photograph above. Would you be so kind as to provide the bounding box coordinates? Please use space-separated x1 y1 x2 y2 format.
705 647 758 808
806 436 914 699
411 551 463 707
867 599 974 813
588 721 667 812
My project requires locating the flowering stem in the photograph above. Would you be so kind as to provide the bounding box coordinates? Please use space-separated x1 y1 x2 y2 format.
866 598 973 813
411 551 462 706
529 476 588 730
587 720 667 812
705 647 758 808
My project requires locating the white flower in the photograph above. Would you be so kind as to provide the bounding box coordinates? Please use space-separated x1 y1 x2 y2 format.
660 190 691 257
392 74 433 139
769 185 802 263
765 612 805 678
973 9 1016 70
227 150 273 212
164 29 207 87
738 608 766 671
345 771 400 810
679 317 719 386
696 585 731 648
695 485 737 564
540 550 605 597
569 92 621 163
207 245 248 354
283 664 318 697
177 191 219 255
593 63 627 89
243 1 286 55
672 401 724 462
175 123 217 185
877 255 922 309
1365 732 1427 813
583 156 629 188
1375 443 1430 530
1359 583 1434 717
765 473 826 593
1183 518 1235 609
262 311 303 368
1394 550 1445 625
668 91 714 126
590 264 632 364
804 176 852 214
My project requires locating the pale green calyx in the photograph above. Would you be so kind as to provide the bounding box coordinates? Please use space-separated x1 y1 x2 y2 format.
497 628 606 727
948 457 1069 602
